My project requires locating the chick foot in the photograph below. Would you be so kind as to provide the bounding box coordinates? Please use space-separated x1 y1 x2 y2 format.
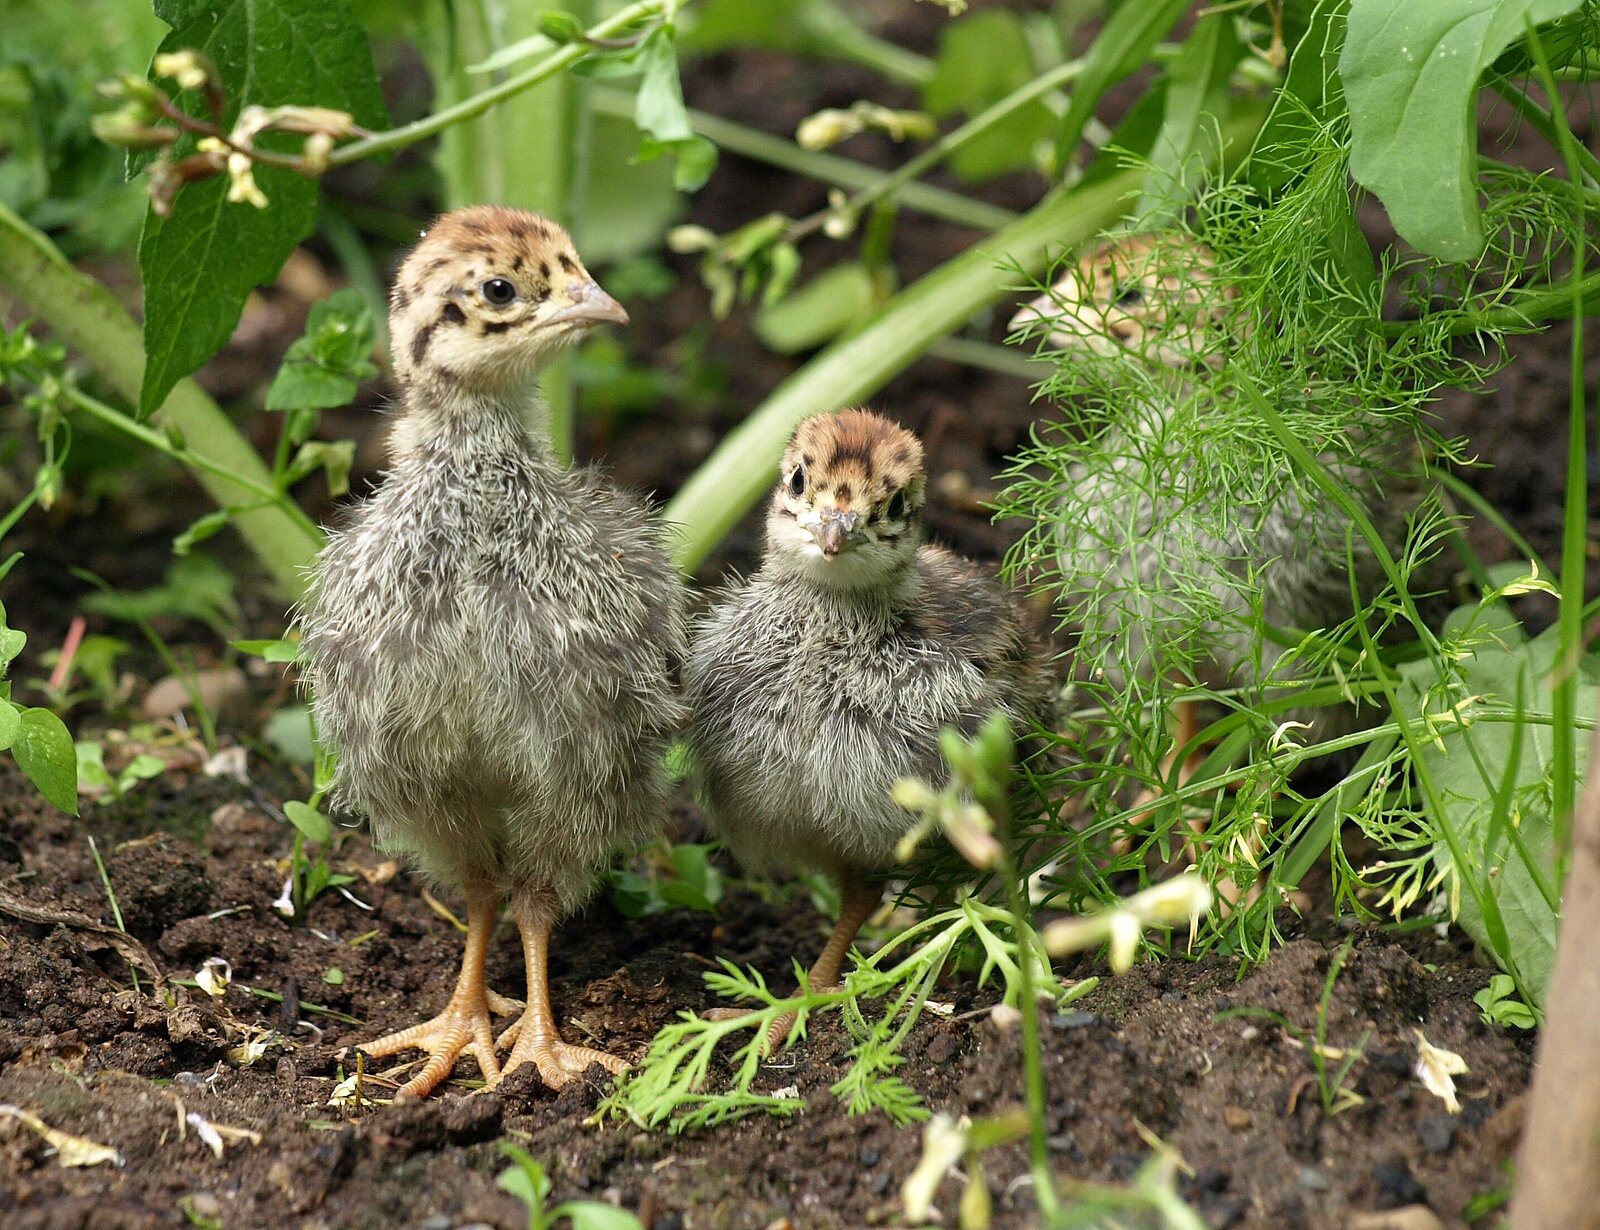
357 889 507 1100
498 892 628 1090
721 876 883 1058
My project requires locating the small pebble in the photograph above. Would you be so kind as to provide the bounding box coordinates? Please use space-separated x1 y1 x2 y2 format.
1051 1011 1100 1030
417 1217 451 1230
858 1146 880 1167
142 668 249 721
1417 1111 1457 1155
925 1033 959 1064
187 1194 222 1219
654 1214 684 1230
1222 1105 1252 1131
1348 1208 1447 1230
1199 1194 1245 1228
1297 1166 1332 1192
1371 1159 1428 1208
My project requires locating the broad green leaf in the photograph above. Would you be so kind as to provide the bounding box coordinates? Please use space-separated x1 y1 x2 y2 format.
283 799 333 846
0 624 24 667
577 113 686 266
137 0 388 417
1400 619 1598 1006
14 705 77 814
1135 12 1244 221
754 262 880 354
1250 0 1350 190
1342 0 1584 261
631 27 717 192
556 1203 646 1230
264 703 315 764
0 703 20 751
1054 0 1190 166
266 288 378 414
922 10 1054 181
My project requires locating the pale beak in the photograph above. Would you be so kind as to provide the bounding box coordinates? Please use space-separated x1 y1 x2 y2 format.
811 510 860 558
550 280 629 328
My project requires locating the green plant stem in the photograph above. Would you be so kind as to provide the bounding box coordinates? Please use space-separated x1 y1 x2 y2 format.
64 387 323 545
1524 25 1589 855
0 199 320 599
330 1 664 168
1488 76 1600 189
585 87 1018 232
664 103 1267 571
807 56 1086 238
927 336 1043 381
796 0 934 85
993 831 1058 1218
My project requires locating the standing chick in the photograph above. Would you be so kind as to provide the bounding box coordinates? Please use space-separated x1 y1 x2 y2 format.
684 409 1051 1051
300 206 686 1098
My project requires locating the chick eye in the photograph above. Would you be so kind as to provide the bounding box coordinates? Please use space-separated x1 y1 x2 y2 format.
886 490 909 521
787 465 806 497
1113 283 1144 307
481 278 517 307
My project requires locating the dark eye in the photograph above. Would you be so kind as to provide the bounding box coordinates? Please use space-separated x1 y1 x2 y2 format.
481 278 516 307
787 466 806 497
1113 283 1144 307
886 490 909 520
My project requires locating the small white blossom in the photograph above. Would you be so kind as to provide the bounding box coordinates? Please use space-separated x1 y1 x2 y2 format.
193 957 232 999
1413 1030 1469 1113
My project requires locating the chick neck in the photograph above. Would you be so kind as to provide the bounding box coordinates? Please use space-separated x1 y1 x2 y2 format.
387 365 558 465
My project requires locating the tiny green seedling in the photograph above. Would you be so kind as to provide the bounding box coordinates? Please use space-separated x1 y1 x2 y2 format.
1474 974 1537 1031
0 559 79 816
497 1142 645 1230
609 841 724 918
74 740 165 801
1217 938 1368 1117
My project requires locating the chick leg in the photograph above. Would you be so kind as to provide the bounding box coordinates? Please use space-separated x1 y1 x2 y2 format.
499 891 627 1089
763 874 883 1056
358 886 506 1100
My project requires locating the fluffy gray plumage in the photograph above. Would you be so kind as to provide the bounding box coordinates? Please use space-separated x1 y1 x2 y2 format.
299 206 685 915
684 409 1050 879
301 407 685 911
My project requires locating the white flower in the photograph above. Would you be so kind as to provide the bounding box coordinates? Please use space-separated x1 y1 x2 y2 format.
1413 1030 1468 1113
193 957 232 999
272 875 295 918
902 1113 969 1222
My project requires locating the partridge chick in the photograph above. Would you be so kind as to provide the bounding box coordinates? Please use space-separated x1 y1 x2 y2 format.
300 206 686 1098
684 409 1051 1051
1012 234 1423 753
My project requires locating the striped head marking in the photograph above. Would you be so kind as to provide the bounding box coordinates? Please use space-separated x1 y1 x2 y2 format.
390 205 627 395
1010 233 1233 369
767 408 926 589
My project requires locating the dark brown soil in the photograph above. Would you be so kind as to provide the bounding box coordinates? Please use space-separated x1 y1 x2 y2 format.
0 8 1592 1230
0 769 1529 1230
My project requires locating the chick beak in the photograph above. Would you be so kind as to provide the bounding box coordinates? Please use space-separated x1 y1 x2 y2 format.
812 511 859 558
550 280 629 328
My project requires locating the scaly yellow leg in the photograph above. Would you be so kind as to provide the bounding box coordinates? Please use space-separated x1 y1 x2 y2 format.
358 887 509 1100
498 892 627 1089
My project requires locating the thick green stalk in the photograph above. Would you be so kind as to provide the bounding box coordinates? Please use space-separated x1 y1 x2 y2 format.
1524 26 1590 853
417 0 583 461
330 0 663 168
0 199 320 599
587 87 1019 232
